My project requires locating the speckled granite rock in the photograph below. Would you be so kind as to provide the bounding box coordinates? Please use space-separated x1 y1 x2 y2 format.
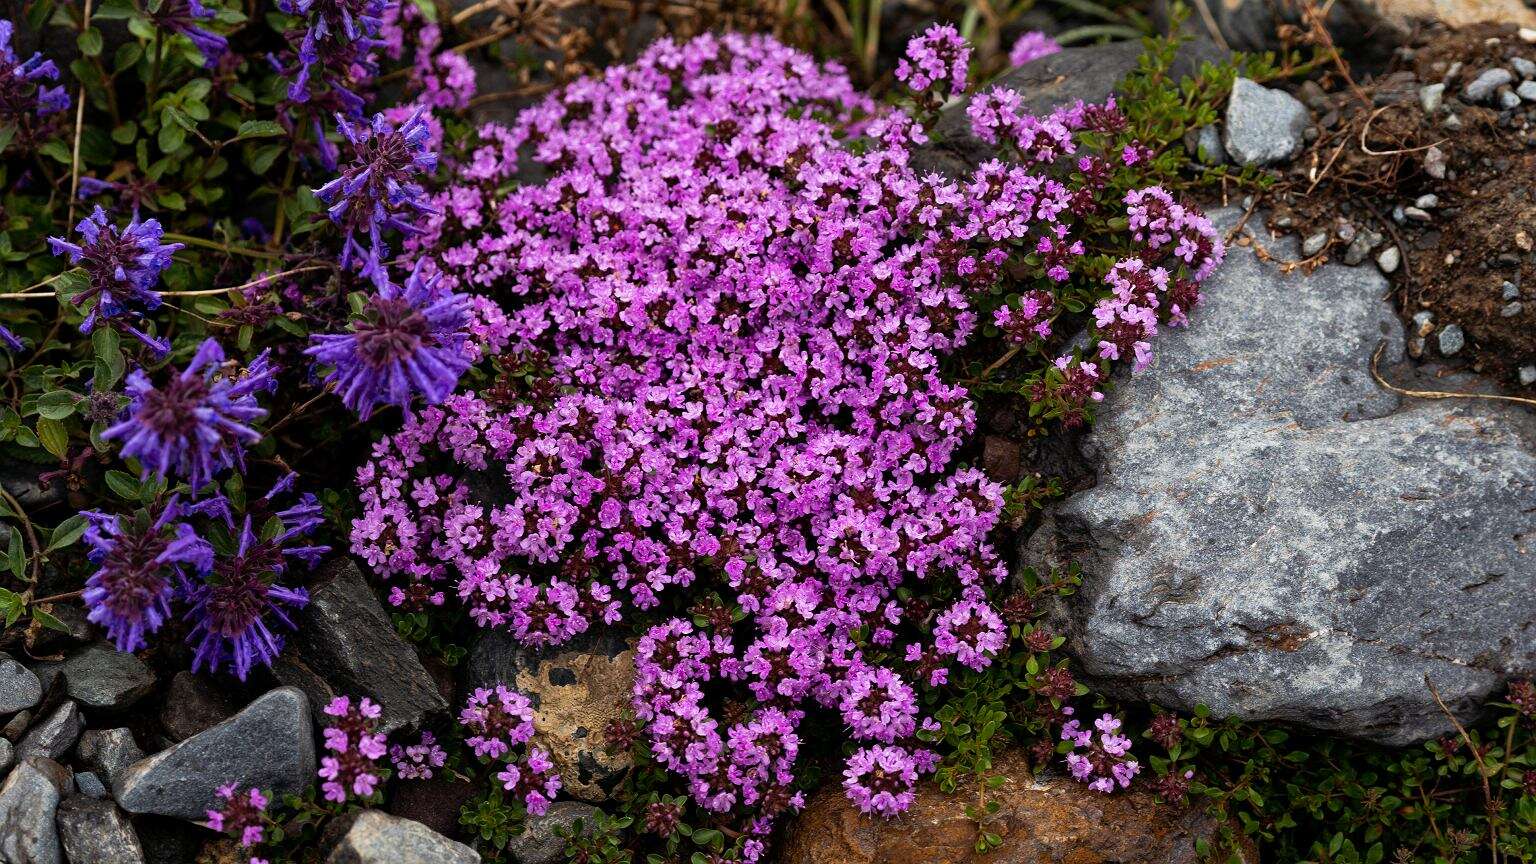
326 811 479 864
1023 210 1536 745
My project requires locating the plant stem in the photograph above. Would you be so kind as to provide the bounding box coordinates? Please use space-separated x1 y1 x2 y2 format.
163 232 284 260
66 0 96 228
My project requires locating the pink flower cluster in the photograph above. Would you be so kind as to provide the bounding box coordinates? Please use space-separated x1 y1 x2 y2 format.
205 784 270 863
459 685 562 815
348 29 1223 835
895 23 971 99
389 730 447 780
1008 30 1062 67
1062 708 1140 793
318 696 388 803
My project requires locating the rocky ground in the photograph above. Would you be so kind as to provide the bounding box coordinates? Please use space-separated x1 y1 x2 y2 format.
1 9 1534 864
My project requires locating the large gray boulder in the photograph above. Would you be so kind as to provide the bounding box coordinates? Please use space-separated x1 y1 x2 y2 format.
115 687 315 821
327 811 480 864
273 558 447 735
0 757 71 864
1024 210 1536 746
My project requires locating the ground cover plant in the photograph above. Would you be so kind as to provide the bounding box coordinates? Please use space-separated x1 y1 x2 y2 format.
1 1 1534 862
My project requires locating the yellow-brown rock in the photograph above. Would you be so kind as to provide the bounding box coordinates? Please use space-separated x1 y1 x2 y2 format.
779 750 1251 864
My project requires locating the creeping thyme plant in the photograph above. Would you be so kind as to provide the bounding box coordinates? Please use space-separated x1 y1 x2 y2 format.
2 1 1535 862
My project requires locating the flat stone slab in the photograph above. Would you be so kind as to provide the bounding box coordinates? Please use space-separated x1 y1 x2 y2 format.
1024 210 1536 745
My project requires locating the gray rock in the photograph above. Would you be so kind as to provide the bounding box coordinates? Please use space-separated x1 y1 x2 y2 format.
507 801 598 864
116 687 314 821
157 672 236 742
56 796 144 864
1418 82 1444 113
1343 234 1375 266
1301 231 1329 256
1514 57 1536 78
1223 78 1309 166
61 645 156 711
0 757 71 864
1195 125 1225 166
0 652 43 714
1376 245 1401 273
1402 206 1431 222
0 736 11 771
1503 301 1525 318
1519 80 1536 102
1438 323 1465 356
17 702 82 762
1464 68 1514 103
273 559 446 735
1507 282 1524 301
1414 194 1438 209
1023 210 1536 745
468 629 634 802
1498 89 1522 110
74 771 107 798
77 728 144 790
1520 365 1536 385
327 811 479 864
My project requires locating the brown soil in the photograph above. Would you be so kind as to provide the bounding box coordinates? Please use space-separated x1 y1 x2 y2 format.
1263 24 1536 389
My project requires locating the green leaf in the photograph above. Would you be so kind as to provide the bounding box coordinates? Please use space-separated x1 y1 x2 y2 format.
46 514 88 553
77 28 103 56
158 122 186 154
247 143 283 175
35 390 79 421
30 606 70 633
104 470 140 501
236 120 284 139
93 327 125 389
5 529 23 579
112 121 138 144
35 416 69 459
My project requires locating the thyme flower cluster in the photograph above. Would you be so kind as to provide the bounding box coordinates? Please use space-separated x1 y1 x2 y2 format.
350 26 1222 838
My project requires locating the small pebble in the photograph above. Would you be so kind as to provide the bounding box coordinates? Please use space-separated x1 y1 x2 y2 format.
1498 89 1522 110
1519 80 1536 102
1408 336 1425 358
1414 194 1438 209
1376 246 1401 274
1503 281 1521 301
1465 68 1515 102
1302 231 1329 256
1445 61 1464 82
1522 28 1536 44
1424 145 1448 179
1392 206 1406 224
1520 365 1536 386
1403 206 1431 222
1502 301 1524 317
1513 57 1536 79
1443 113 1463 131
1412 310 1435 336
1438 324 1465 356
1337 221 1357 242
1419 82 1445 113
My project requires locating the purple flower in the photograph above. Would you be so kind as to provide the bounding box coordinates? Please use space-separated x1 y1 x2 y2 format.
0 324 24 352
895 23 970 99
842 745 918 816
839 665 918 743
276 0 386 108
81 501 212 652
150 0 227 66
390 731 447 780
1008 31 1061 66
182 477 326 680
0 19 69 150
497 746 562 815
304 261 470 419
47 206 182 343
312 108 437 287
103 339 276 491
